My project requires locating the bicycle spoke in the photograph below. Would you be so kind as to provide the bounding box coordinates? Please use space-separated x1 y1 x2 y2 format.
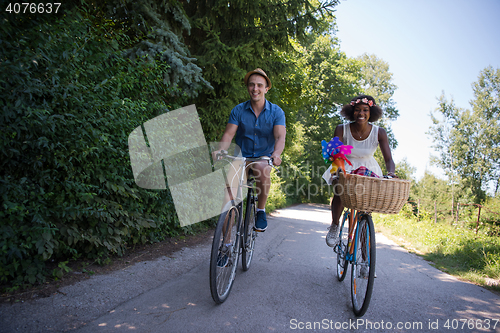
210 206 240 303
351 215 376 316
336 211 349 282
242 189 257 271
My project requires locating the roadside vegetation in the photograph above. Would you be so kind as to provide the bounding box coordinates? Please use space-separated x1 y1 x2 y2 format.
373 202 500 293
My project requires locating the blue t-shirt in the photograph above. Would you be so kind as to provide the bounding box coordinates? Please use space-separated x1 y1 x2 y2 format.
228 100 286 157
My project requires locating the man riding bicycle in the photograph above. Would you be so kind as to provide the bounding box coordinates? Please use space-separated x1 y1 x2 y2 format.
212 68 286 232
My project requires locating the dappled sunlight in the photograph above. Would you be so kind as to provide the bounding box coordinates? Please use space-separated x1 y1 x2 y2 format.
110 323 137 329
292 228 327 239
87 323 137 330
271 204 330 224
434 271 463 283
456 294 500 308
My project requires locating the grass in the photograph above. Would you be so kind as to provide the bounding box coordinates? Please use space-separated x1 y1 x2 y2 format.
372 204 500 293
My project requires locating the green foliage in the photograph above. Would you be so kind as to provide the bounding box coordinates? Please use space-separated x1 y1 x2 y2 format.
52 261 72 280
374 210 500 291
429 67 500 203
412 172 454 216
266 170 288 212
357 54 399 120
99 0 212 101
182 0 339 143
395 157 416 182
286 31 362 203
0 2 206 289
181 0 359 206
482 196 500 231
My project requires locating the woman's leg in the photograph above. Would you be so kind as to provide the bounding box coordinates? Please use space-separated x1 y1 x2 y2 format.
326 194 343 247
331 194 343 226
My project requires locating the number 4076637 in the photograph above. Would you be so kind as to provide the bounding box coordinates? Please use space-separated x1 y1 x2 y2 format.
5 3 61 14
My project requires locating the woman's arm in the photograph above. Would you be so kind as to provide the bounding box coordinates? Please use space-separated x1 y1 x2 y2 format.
378 127 397 177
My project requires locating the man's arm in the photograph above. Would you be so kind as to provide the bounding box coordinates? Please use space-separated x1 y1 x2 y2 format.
271 125 286 166
212 123 238 160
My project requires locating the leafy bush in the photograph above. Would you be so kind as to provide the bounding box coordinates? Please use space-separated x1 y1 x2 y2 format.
265 170 288 212
0 6 202 289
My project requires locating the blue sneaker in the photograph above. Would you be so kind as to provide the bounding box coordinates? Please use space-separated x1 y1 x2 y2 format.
254 211 267 232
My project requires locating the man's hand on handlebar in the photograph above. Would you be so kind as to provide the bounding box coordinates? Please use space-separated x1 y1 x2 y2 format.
270 154 282 166
211 149 227 162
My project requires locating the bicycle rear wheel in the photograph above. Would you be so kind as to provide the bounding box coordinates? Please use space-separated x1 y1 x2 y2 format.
351 214 376 316
242 188 257 271
210 204 241 304
336 211 349 282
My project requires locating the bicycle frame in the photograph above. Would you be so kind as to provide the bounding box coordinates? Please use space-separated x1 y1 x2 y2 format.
217 152 275 212
338 208 370 264
215 152 275 249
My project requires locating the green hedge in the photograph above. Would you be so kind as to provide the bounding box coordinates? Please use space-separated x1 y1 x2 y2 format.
0 7 201 289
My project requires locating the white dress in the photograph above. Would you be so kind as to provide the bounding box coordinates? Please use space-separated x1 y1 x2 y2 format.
322 123 383 184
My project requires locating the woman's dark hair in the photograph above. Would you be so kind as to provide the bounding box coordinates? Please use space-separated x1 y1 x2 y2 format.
340 94 383 122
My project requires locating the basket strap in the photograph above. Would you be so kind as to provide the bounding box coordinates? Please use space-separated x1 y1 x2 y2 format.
372 124 379 146
343 123 347 144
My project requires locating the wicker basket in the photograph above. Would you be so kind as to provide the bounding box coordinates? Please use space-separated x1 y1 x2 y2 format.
338 172 411 214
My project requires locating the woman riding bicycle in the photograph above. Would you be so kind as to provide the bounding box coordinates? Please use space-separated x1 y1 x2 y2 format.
323 95 397 247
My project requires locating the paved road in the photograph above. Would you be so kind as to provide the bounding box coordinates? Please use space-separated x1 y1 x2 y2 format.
2 204 500 332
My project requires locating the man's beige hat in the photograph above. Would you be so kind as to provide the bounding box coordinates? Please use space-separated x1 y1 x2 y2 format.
244 68 272 89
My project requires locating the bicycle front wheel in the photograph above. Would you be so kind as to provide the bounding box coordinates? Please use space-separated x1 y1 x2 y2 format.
242 189 257 271
210 204 241 304
336 211 349 282
351 214 376 317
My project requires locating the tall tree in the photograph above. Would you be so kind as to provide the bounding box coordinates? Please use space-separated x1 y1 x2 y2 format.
357 54 399 121
429 67 500 202
97 0 211 106
357 53 399 149
353 54 400 175
413 171 455 217
289 31 363 202
470 66 500 194
181 0 339 142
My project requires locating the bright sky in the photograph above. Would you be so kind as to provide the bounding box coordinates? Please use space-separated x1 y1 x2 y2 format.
334 0 500 180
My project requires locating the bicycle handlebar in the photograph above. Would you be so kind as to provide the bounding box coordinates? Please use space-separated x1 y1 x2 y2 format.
215 150 278 171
